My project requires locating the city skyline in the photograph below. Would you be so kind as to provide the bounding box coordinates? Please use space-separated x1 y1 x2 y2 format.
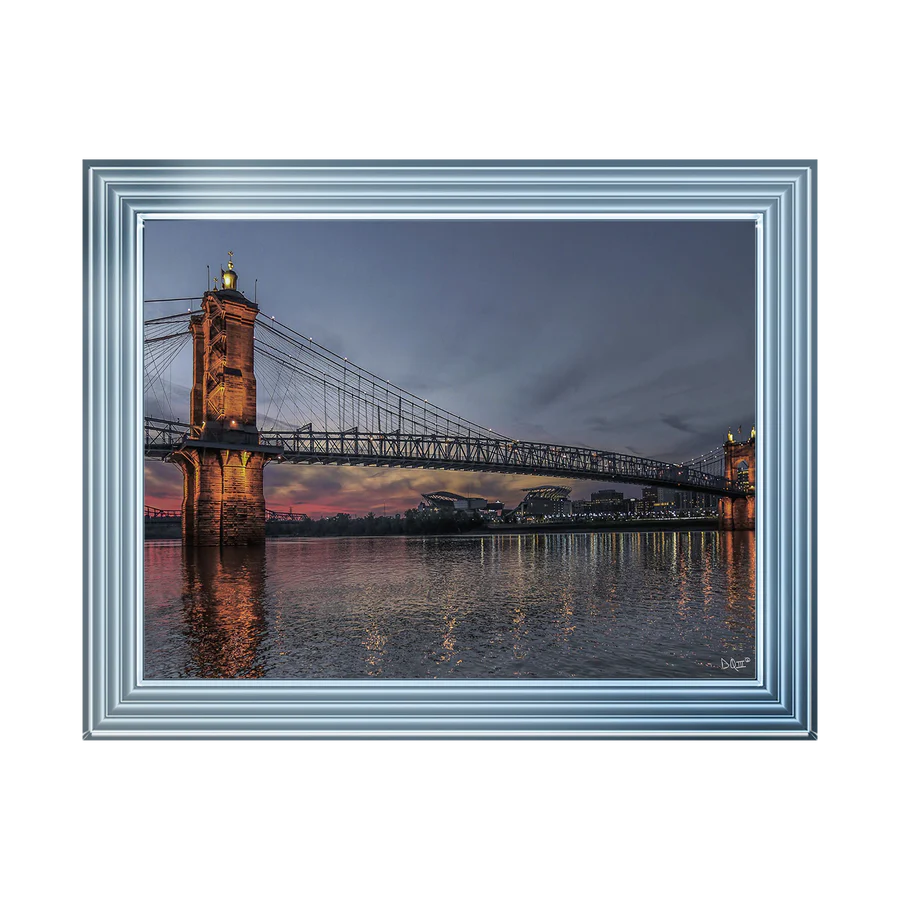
144 219 755 516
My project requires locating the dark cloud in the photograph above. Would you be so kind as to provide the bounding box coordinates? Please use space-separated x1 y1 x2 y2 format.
660 414 703 435
509 419 552 438
585 416 610 431
524 353 599 411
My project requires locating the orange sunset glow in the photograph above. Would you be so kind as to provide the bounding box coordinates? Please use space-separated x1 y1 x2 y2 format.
144 459 590 517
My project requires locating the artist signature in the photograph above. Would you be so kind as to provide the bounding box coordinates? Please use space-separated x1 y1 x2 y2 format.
721 657 752 671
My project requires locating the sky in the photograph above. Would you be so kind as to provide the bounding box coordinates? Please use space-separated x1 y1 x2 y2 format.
143 219 756 516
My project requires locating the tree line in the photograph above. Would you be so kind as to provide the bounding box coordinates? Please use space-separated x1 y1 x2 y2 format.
265 508 485 538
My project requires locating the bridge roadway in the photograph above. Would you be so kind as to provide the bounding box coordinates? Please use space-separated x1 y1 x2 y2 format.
145 417 745 498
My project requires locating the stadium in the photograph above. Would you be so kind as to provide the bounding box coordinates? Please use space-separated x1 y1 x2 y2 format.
510 485 572 520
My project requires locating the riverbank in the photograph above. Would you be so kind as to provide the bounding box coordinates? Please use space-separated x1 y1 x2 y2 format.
145 517 720 540
144 521 181 539
478 519 719 536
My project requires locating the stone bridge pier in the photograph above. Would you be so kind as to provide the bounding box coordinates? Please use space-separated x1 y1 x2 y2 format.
172 255 280 546
718 431 756 531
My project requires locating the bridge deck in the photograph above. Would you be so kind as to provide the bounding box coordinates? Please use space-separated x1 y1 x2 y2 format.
144 418 745 497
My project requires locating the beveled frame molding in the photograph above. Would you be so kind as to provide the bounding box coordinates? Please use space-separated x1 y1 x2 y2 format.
84 160 816 739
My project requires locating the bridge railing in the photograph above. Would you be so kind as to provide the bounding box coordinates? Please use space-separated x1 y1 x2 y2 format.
144 505 181 520
265 509 311 522
143 505 310 523
144 417 190 458
256 430 744 496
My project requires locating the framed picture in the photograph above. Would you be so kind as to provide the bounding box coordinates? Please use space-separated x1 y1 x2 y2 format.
84 160 815 738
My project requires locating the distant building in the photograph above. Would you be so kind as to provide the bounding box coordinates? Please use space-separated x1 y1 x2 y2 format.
672 490 718 513
636 486 658 515
657 488 678 511
422 491 489 512
590 489 627 513
630 487 678 515
630 487 718 517
512 485 572 519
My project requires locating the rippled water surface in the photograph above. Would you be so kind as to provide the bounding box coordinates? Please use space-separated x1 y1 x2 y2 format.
144 530 756 679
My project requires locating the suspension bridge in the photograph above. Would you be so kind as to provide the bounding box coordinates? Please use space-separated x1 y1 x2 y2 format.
143 255 755 544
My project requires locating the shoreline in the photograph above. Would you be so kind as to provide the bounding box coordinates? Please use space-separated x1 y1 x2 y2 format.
144 518 722 541
477 519 719 536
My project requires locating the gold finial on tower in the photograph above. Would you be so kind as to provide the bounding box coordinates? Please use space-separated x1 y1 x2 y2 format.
750 425 756 440
221 250 238 290
727 429 734 443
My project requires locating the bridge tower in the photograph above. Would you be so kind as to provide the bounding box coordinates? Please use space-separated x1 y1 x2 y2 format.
718 428 756 531
172 254 280 545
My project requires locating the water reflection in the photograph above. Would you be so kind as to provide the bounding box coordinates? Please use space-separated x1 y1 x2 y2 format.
363 619 387 676
143 530 757 679
722 530 756 643
511 606 528 664
180 544 267 678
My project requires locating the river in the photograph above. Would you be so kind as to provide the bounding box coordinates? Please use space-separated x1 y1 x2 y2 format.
144 530 755 679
